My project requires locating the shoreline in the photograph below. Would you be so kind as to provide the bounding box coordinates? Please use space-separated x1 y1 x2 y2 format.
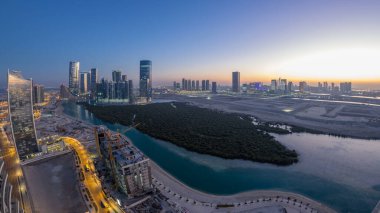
59 101 337 212
149 160 336 212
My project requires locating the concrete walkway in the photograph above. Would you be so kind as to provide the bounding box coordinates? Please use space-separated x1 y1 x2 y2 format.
150 161 336 213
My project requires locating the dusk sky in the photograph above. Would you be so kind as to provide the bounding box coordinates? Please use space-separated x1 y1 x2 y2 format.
1 0 380 89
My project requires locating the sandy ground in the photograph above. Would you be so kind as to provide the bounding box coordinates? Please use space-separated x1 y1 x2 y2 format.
22 153 87 213
155 94 380 139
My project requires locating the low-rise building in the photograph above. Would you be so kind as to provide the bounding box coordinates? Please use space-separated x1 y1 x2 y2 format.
95 127 152 198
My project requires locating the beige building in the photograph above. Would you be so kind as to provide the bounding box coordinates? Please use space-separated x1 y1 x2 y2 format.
95 127 152 197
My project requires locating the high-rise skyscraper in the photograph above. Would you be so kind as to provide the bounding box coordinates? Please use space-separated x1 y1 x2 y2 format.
212 82 217 93
112 70 122 82
205 80 210 91
271 80 278 91
69 61 80 95
90 68 98 94
196 80 200 91
340 82 352 94
279 79 287 91
232 71 240 92
128 80 134 104
33 84 45 104
299 81 307 93
139 60 152 101
323 82 328 91
8 71 39 160
182 78 186 90
201 80 206 91
80 72 89 94
287 81 293 93
122 74 128 82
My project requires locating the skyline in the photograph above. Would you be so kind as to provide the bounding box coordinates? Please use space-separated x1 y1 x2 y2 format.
1 0 380 89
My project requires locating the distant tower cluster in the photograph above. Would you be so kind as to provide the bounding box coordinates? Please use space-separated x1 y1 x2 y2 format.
179 78 211 91
269 78 292 94
67 59 154 104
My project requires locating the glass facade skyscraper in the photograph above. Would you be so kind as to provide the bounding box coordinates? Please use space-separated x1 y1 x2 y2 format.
232 71 240 92
69 61 80 95
139 60 152 101
8 71 39 160
80 72 89 94
112 70 122 82
90 68 98 95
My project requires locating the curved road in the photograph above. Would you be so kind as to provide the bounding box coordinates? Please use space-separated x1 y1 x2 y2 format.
61 137 124 213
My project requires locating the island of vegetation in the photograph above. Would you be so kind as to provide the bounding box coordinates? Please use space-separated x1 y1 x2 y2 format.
85 102 299 166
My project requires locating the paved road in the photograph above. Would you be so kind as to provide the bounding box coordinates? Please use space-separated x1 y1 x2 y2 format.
62 137 124 213
0 124 34 213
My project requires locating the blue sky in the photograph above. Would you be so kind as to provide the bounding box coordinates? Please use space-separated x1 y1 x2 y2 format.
1 0 380 89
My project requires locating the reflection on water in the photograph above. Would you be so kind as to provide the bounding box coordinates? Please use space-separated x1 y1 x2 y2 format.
63 102 380 213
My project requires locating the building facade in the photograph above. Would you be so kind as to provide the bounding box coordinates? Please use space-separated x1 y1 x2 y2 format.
69 61 80 95
90 68 98 94
271 79 278 91
80 72 89 94
139 60 152 102
95 79 130 104
95 127 152 198
8 71 39 160
212 82 217 93
232 71 240 92
112 70 122 83
32 84 45 104
340 82 352 94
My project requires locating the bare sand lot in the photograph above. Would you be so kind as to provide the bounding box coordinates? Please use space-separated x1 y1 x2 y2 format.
23 153 87 213
156 94 380 139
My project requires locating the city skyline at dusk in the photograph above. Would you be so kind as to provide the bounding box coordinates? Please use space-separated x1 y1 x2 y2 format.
2 1 380 212
1 0 380 89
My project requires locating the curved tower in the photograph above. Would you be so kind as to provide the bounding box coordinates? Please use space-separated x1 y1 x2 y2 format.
8 71 39 160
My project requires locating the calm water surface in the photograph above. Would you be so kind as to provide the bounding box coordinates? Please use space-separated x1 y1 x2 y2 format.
63 102 380 213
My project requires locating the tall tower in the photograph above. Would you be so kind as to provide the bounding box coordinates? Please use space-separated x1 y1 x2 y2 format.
80 72 89 94
232 71 240 92
112 70 122 82
128 80 134 104
8 71 39 160
139 60 152 101
212 82 217 93
33 84 45 104
90 68 98 95
69 61 80 95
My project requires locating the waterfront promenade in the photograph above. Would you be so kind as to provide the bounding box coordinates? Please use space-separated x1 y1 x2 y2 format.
150 161 336 213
